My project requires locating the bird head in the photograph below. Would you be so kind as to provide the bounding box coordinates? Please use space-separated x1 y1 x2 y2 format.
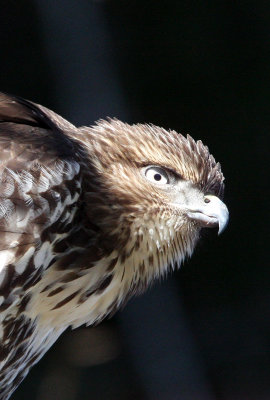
79 119 228 282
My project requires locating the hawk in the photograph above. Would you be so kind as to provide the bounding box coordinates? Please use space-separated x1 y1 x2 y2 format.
0 93 228 399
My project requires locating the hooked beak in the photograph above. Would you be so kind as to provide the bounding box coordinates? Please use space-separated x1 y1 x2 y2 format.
187 195 229 235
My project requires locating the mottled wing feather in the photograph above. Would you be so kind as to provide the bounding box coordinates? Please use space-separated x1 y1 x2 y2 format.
0 94 82 399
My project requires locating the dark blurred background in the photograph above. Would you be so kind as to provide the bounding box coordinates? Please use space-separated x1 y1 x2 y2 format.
1 1 269 399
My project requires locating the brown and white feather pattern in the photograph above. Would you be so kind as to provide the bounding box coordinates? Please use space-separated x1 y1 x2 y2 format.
0 93 227 399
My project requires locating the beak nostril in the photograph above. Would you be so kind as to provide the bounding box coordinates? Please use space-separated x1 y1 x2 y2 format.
204 198 211 204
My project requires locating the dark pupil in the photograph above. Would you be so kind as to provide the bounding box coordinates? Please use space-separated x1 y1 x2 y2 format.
154 173 162 181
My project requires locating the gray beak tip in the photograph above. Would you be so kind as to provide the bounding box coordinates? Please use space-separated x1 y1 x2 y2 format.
218 207 229 235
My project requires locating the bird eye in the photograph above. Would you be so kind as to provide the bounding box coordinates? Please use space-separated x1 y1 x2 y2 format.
144 166 170 185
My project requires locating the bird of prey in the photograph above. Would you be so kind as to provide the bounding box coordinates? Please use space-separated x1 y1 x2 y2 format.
0 92 228 399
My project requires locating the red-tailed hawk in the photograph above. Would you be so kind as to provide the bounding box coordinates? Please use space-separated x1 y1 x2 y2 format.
0 93 228 399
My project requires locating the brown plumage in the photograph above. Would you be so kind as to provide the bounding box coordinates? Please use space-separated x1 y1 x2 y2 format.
0 92 228 399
